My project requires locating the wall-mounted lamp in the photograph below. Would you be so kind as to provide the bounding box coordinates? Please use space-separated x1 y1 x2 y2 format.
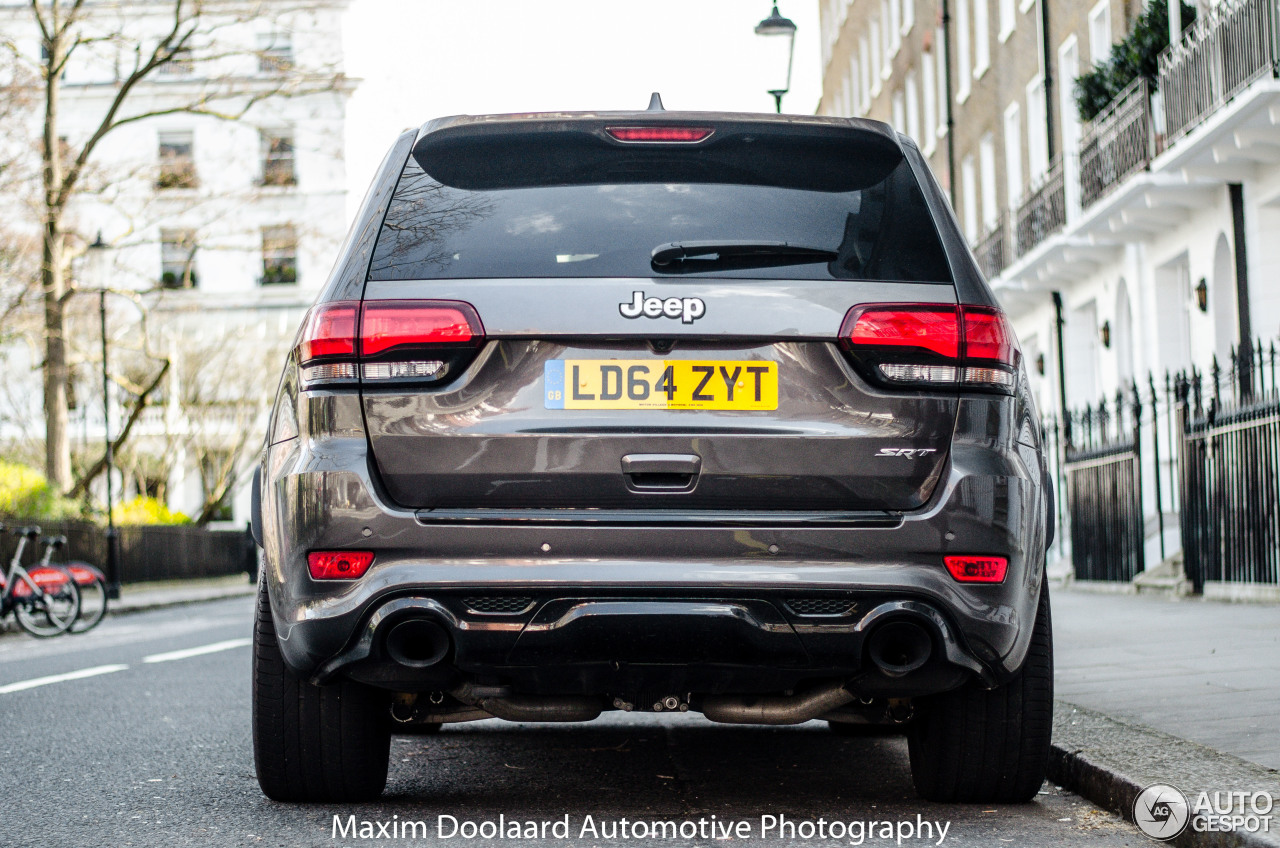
1195 278 1209 313
1035 353 1045 376
1100 320 1111 349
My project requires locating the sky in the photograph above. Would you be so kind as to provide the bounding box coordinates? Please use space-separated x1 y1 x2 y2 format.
341 0 821 217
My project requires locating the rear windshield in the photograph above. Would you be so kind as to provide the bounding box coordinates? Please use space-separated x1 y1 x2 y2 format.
368 130 953 283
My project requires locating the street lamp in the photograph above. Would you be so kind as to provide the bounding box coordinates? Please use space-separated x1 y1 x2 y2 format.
755 4 797 113
86 231 121 599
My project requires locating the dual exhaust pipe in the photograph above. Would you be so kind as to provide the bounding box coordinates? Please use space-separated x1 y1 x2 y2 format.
381 612 934 727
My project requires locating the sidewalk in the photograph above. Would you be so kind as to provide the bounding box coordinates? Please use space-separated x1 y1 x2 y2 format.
110 573 256 614
1050 586 1280 846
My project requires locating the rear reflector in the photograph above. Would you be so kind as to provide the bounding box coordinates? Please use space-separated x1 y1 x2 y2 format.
840 303 1020 391
944 555 1008 583
295 300 483 387
308 551 374 580
605 126 714 143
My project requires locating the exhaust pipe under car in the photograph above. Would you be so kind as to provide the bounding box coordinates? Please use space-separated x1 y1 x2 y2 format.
383 618 451 668
866 620 933 677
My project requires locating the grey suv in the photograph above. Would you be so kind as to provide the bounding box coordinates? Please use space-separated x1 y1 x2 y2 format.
251 104 1054 804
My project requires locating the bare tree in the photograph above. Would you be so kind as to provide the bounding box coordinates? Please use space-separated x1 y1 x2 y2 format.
9 0 345 492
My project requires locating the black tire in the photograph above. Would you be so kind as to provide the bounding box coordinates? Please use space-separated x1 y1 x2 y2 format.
14 569 80 637
252 581 391 802
68 571 108 633
906 577 1053 803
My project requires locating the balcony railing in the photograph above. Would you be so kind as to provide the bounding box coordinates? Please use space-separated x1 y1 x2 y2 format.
973 214 1010 279
1014 160 1066 258
1159 0 1280 144
1079 77 1157 209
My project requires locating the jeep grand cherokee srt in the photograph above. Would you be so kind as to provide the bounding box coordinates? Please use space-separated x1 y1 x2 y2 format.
251 104 1054 804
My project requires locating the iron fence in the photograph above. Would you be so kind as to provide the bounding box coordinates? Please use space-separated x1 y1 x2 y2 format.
0 518 255 584
1158 0 1280 144
1079 77 1157 209
1178 342 1280 590
973 215 1010 279
1014 160 1066 257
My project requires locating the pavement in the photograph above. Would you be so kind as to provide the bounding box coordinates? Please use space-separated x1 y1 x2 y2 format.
0 572 1276 845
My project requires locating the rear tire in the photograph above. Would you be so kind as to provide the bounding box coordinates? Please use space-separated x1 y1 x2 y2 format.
906 577 1053 803
252 581 391 802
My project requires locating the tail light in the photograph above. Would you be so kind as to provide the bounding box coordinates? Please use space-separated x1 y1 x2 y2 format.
295 300 484 387
308 551 374 580
605 126 714 143
944 555 1008 583
840 303 1020 391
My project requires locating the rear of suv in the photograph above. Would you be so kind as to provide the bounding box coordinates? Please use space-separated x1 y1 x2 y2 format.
251 104 1054 804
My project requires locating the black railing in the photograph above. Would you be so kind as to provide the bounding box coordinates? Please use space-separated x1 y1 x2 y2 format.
1177 342 1280 590
1079 77 1157 209
1159 0 1280 144
0 518 256 584
1014 160 1066 257
1055 388 1146 582
973 215 1010 279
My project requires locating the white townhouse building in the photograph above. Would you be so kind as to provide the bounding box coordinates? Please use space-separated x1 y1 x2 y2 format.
0 0 356 523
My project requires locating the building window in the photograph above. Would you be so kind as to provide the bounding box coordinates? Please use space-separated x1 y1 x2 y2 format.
157 131 197 189
261 225 298 285
892 90 905 132
1088 0 1112 66
257 32 294 74
849 53 861 115
157 47 194 76
260 132 296 186
1004 101 1024 206
922 50 937 152
889 0 902 54
903 0 915 34
979 134 998 231
934 28 948 135
905 71 920 142
961 155 978 242
974 0 991 77
955 0 972 101
860 36 872 106
1026 76 1049 181
160 229 198 289
999 0 1016 42
870 18 883 95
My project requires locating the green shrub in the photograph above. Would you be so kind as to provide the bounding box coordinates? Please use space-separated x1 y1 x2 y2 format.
112 496 191 526
0 460 81 519
1075 1 1197 122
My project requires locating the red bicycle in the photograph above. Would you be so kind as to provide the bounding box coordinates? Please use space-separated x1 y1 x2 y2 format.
0 525 81 638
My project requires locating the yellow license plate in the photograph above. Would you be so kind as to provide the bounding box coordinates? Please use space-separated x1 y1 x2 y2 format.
544 359 778 410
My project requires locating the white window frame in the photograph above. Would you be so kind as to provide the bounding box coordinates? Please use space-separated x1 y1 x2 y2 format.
905 71 920 142
890 0 903 54
973 0 991 78
860 36 872 108
935 27 949 137
1088 0 1112 66
1026 75 1049 181
955 0 972 101
870 18 883 95
979 133 998 231
1004 101 1024 207
892 90 905 132
961 155 979 243
999 0 1016 42
922 49 937 153
903 0 915 34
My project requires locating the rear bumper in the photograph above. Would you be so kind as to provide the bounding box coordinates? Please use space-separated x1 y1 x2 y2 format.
261 392 1047 697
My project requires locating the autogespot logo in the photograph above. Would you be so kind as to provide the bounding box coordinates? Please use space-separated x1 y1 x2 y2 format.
1133 784 1191 841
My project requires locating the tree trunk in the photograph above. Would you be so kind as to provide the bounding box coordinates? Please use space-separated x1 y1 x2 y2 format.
41 29 72 493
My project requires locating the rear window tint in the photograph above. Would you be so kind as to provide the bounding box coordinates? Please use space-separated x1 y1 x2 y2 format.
368 135 953 283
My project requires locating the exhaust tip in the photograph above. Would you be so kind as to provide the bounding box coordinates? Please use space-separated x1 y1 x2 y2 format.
867 620 933 677
384 619 450 668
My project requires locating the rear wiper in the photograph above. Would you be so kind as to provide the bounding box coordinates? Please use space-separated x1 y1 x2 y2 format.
650 240 838 273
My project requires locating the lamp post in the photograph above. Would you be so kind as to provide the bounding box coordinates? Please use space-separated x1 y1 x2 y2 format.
87 232 121 599
755 4 797 113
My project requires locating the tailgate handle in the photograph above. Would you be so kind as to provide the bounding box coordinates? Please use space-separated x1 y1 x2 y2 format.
621 453 701 492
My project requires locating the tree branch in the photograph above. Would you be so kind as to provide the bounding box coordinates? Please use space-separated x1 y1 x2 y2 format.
67 357 170 499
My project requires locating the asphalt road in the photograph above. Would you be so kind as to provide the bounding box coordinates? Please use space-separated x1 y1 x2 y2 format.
0 598 1140 848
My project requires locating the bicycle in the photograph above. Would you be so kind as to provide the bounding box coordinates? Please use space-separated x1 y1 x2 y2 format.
0 524 81 637
35 535 108 633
